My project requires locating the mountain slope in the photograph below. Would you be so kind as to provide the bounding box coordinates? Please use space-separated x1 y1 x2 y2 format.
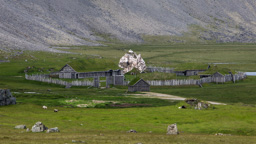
0 0 256 51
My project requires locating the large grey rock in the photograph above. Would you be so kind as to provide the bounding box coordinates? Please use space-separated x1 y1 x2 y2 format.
15 125 26 129
31 122 48 132
0 89 16 106
167 123 179 135
46 127 60 133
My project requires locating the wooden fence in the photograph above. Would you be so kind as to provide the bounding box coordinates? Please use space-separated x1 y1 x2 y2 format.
25 74 93 86
26 72 246 87
146 66 174 73
144 72 246 86
146 79 198 86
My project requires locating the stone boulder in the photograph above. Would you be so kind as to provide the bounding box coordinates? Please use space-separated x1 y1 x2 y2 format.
127 129 137 133
0 89 16 106
195 102 210 110
31 122 48 132
167 123 179 135
185 98 210 110
15 125 26 129
46 127 60 133
185 98 198 106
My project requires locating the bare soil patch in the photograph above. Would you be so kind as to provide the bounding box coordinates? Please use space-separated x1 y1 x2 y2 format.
131 92 226 105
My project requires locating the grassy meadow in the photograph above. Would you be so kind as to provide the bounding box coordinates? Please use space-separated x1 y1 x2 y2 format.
1 43 256 143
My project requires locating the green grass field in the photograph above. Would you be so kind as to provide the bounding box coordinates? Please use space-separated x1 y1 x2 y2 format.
1 43 256 143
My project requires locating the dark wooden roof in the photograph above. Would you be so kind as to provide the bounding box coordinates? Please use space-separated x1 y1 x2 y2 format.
212 72 224 77
59 64 77 73
132 79 150 86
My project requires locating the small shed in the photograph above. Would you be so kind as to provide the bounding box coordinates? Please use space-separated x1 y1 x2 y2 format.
58 64 77 79
128 78 150 92
212 72 225 83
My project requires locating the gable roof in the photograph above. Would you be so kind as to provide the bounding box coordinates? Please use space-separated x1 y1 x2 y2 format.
131 78 150 86
59 64 77 72
212 72 224 77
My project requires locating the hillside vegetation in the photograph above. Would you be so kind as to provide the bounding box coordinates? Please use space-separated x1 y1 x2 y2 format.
1 0 256 51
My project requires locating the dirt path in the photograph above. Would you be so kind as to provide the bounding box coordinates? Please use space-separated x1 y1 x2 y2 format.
131 92 226 105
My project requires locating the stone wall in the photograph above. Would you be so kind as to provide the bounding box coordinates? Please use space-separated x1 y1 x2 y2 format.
0 89 16 106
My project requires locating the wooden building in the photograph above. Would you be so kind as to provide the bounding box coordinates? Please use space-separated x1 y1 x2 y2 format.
58 64 77 79
128 79 150 92
211 72 225 83
212 72 224 78
52 64 123 79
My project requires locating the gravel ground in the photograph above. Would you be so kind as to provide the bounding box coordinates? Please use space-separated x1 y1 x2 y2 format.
131 92 226 105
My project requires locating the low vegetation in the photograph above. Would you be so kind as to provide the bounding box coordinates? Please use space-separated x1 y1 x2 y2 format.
1 43 256 143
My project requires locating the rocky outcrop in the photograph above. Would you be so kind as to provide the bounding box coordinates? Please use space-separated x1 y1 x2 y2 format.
0 89 16 106
185 98 210 110
119 50 146 74
31 122 48 132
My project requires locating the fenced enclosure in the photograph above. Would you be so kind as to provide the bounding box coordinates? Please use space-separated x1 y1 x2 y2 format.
145 72 246 86
26 72 246 87
25 74 93 87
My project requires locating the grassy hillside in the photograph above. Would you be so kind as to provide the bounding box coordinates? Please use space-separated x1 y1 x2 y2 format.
1 44 256 143
0 103 256 144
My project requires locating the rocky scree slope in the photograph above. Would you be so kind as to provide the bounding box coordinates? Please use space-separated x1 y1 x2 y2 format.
1 0 256 52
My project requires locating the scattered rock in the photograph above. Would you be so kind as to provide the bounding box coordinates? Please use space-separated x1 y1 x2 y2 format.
77 104 88 108
215 133 232 136
127 129 137 133
195 102 210 110
15 125 26 129
185 98 210 110
185 98 198 105
72 140 86 143
26 128 30 132
42 106 47 109
46 127 60 133
0 89 16 106
54 109 59 112
215 133 223 136
31 122 48 132
167 123 179 135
